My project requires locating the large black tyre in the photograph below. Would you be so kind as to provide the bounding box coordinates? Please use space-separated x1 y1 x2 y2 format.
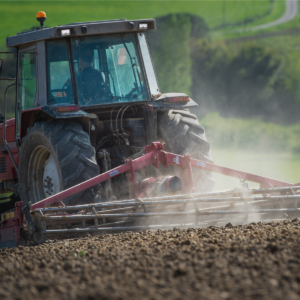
158 109 215 193
19 120 100 206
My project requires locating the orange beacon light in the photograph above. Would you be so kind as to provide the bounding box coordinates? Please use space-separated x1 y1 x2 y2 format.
36 11 47 29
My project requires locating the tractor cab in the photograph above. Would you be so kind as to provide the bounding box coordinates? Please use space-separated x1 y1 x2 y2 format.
47 33 151 106
5 13 160 136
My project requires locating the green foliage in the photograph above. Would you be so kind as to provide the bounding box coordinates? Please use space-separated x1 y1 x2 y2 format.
200 113 300 153
147 14 194 94
281 50 300 105
0 1 277 46
74 250 87 257
1 4 298 124
213 0 287 40
212 148 300 190
191 39 300 123
212 0 275 30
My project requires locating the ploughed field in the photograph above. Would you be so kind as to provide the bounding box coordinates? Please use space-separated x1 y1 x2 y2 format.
0 220 300 300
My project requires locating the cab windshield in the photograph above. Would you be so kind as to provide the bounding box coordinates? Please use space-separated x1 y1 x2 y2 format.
71 33 148 106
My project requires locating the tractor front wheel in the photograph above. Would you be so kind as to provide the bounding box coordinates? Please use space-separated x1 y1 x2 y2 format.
19 120 100 206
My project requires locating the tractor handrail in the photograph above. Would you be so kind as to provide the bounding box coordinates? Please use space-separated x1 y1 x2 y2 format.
3 82 19 175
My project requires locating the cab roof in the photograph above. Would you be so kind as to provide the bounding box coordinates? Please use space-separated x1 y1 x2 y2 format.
6 18 156 47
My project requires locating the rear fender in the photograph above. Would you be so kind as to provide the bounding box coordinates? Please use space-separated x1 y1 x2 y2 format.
20 106 90 142
145 98 198 144
149 98 198 110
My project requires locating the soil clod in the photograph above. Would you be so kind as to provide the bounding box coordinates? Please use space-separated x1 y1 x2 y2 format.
0 220 299 300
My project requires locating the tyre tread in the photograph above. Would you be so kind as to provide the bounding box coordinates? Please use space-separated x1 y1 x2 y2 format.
20 120 100 206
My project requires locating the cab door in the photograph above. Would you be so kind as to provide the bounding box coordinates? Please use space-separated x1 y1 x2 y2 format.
16 47 37 138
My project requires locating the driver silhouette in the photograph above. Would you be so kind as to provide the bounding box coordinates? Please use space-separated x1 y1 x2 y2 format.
76 48 104 102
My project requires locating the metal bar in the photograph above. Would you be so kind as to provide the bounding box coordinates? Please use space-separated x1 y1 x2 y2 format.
39 199 270 225
253 186 300 194
36 189 248 212
42 208 300 221
35 194 231 212
3 82 18 175
127 158 139 198
291 189 297 208
36 194 300 213
179 154 194 193
107 189 244 202
188 156 292 187
94 207 137 214
186 154 195 193
35 198 241 212
31 160 132 209
0 78 16 81
41 224 201 234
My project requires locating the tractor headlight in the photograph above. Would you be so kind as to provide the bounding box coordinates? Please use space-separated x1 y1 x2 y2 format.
139 23 148 30
61 29 70 36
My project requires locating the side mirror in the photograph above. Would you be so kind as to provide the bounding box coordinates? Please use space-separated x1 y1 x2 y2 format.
0 114 4 124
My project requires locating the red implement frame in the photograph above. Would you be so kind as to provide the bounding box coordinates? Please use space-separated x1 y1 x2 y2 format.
31 142 293 210
0 202 22 247
0 142 297 248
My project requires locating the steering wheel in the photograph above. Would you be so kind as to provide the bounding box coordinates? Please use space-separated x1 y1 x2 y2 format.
62 81 71 99
50 83 76 104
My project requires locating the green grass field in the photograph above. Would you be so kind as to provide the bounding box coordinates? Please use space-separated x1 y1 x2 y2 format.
0 0 285 48
212 149 300 191
255 32 300 52
212 0 292 40
199 113 300 191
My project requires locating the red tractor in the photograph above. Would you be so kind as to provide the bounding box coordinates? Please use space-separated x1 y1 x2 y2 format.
0 12 214 225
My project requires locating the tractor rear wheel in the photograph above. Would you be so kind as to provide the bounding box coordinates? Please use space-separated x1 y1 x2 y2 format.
158 109 215 193
19 120 100 206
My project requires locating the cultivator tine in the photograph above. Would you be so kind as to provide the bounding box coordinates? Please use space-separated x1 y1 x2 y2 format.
191 195 200 226
92 207 98 228
134 198 148 213
82 209 87 228
289 188 298 208
33 187 300 239
253 185 300 194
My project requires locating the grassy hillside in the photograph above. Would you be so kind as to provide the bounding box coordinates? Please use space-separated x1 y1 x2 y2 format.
199 113 300 190
0 0 282 48
212 149 300 190
200 113 300 153
255 32 300 52
212 0 292 40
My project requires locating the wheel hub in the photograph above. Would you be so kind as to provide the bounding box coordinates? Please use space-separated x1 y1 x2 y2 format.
43 155 60 197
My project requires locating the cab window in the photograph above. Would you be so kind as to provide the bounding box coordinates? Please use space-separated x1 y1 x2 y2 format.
18 51 37 110
17 51 37 136
46 40 75 104
71 33 148 106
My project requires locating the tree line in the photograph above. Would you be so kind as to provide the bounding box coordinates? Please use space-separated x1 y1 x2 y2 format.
147 13 300 124
1 13 300 124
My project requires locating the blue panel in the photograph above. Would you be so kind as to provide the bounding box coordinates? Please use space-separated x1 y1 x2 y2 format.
0 240 17 248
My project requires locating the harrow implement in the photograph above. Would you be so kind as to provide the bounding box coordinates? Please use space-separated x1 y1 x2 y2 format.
1 142 299 247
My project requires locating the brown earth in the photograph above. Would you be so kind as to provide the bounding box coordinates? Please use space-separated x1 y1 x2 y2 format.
0 219 300 300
